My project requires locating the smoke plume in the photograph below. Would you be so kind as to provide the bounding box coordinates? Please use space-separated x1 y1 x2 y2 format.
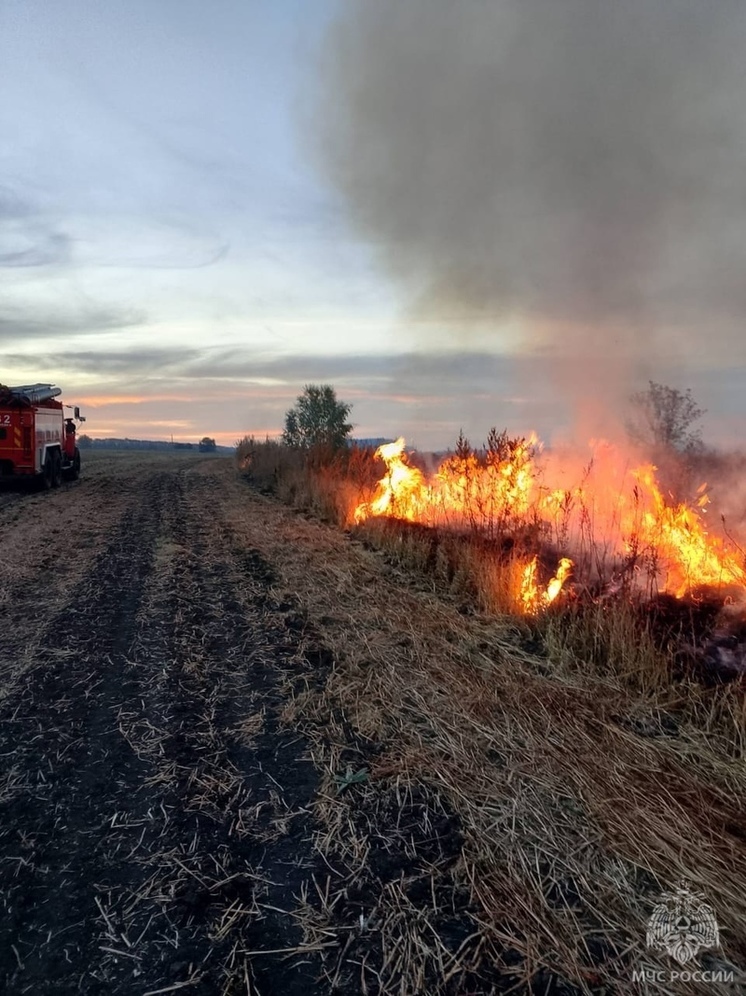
314 0 746 418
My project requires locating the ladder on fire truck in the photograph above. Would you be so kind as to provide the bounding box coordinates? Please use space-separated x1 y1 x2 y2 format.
0 384 63 404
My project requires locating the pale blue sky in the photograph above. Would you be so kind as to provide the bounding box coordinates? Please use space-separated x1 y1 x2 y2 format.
0 0 417 443
1 0 743 449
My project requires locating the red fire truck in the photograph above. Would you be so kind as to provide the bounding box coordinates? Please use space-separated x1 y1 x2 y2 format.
0 383 85 488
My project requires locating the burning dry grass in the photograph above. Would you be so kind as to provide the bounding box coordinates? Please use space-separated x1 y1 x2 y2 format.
234 441 746 993
236 435 382 528
238 434 746 691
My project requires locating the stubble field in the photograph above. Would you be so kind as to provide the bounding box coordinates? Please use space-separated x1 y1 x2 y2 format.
0 451 743 995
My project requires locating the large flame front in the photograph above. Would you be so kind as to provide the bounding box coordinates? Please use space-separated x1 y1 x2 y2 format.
356 435 539 529
356 438 428 522
625 465 745 596
354 436 746 608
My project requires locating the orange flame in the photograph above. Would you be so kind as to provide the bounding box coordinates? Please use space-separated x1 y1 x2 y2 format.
521 556 574 614
356 434 540 530
622 466 745 596
354 436 746 609
355 438 427 523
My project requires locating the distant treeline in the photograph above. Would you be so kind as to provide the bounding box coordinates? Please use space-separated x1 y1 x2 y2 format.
78 436 393 455
78 436 232 454
350 438 393 449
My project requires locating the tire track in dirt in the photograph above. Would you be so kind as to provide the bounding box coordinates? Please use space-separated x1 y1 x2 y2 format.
0 463 157 695
0 471 170 993
0 462 327 995
103 468 323 995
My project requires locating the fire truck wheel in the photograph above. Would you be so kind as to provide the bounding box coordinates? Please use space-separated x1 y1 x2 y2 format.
62 448 81 482
51 451 63 488
41 454 54 490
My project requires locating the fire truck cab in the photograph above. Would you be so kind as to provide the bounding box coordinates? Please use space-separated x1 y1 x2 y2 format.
0 383 85 489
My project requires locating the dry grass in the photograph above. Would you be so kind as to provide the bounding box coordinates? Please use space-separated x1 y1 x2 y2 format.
230 448 746 994
236 435 382 527
78 472 317 994
241 438 746 695
0 458 328 994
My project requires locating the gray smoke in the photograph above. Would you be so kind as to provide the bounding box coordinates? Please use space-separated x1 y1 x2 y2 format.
315 0 746 377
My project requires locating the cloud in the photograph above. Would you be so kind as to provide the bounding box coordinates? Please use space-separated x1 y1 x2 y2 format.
70 217 230 270
0 171 228 273
71 347 202 374
6 326 737 450
0 184 71 268
0 231 71 268
0 184 34 221
0 304 145 344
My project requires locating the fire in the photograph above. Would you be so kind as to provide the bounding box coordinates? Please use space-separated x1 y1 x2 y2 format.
354 436 746 610
356 433 540 531
623 466 745 596
521 556 574 614
546 556 574 603
355 438 426 522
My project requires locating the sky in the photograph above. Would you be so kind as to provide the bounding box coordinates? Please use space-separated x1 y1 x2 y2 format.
2 0 745 451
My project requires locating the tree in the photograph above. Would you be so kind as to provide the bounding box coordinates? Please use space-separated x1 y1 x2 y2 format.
627 381 706 454
282 384 353 449
77 433 93 448
198 437 217 452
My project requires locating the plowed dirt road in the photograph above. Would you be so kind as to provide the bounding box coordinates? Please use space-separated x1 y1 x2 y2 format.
0 454 330 995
